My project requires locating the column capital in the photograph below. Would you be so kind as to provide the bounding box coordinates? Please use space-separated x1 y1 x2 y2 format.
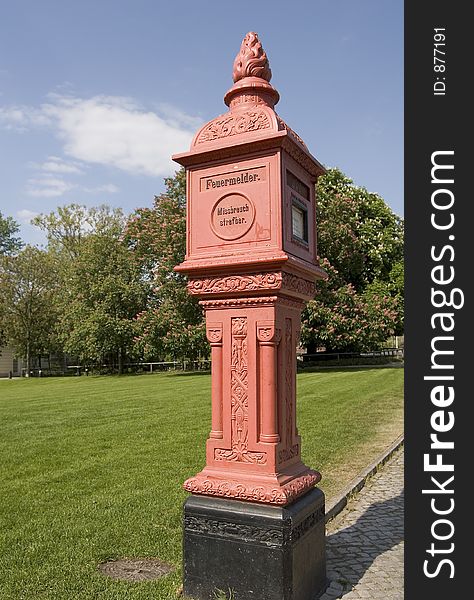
206 322 223 345
257 321 282 344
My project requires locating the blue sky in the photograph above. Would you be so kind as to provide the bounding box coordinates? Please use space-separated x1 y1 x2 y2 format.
0 0 403 246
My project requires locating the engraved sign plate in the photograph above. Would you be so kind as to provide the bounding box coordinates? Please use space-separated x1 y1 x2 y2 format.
190 159 272 253
211 193 255 240
200 166 266 192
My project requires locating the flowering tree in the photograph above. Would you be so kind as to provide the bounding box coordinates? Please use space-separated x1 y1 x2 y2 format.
125 169 207 361
301 169 404 353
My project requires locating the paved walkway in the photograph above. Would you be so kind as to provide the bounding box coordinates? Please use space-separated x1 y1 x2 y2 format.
320 448 404 600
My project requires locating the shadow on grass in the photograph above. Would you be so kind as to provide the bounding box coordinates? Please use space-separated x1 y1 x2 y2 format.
325 490 404 594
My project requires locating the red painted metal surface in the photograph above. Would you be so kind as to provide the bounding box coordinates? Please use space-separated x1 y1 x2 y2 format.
174 32 327 506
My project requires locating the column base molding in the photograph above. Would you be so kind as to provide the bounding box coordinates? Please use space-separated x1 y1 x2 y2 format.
184 465 321 506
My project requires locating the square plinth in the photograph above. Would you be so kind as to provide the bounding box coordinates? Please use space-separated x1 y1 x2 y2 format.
183 488 327 600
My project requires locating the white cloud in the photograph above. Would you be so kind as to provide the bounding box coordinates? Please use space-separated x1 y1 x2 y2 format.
155 102 203 130
44 95 198 176
17 209 39 224
24 174 118 199
83 183 119 194
0 105 51 132
31 155 84 174
26 176 76 198
1 94 200 176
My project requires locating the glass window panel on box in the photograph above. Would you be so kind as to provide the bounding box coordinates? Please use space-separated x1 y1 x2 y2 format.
292 203 306 240
287 171 310 245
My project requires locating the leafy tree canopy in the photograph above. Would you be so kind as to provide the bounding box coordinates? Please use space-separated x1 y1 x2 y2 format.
55 229 147 372
301 168 404 353
33 203 145 373
0 246 59 370
33 204 125 259
125 169 207 361
0 211 23 256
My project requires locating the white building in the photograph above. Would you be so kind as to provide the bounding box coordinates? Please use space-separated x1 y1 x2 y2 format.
0 346 23 377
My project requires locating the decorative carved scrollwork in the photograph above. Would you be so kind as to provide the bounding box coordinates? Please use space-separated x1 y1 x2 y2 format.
281 272 316 297
183 471 321 505
282 137 324 178
214 447 266 464
184 515 286 546
291 506 325 543
196 110 270 144
208 317 267 464
278 444 299 463
189 272 282 295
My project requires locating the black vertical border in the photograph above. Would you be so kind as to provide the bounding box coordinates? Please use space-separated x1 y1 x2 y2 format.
405 3 468 598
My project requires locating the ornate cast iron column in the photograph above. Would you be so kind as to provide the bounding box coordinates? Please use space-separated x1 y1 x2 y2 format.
174 32 328 600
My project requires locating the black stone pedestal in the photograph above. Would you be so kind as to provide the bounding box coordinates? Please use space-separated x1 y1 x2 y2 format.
183 488 327 600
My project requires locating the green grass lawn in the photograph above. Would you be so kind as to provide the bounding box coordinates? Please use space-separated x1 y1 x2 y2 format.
0 368 403 599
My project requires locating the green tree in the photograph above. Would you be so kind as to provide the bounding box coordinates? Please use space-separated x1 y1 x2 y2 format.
301 168 404 353
125 169 207 361
33 203 125 259
0 246 59 373
33 204 146 373
56 231 147 373
0 211 23 256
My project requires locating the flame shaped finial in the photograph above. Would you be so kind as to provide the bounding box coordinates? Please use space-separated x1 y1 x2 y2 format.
232 32 272 83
